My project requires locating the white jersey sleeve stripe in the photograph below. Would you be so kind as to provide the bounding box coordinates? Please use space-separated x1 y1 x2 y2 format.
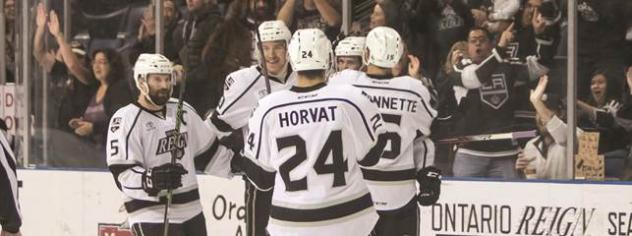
253 98 376 159
217 74 262 115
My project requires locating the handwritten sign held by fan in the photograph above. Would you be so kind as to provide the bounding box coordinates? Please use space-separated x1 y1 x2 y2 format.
575 132 604 180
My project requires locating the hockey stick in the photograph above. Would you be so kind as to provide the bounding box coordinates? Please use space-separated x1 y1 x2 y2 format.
163 67 187 236
254 21 272 94
437 130 537 144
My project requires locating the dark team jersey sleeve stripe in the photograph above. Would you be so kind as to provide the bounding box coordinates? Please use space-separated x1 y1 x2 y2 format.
422 139 429 168
218 74 262 115
125 110 142 160
240 153 275 191
124 188 200 213
123 186 144 190
270 193 373 222
360 168 417 181
254 98 374 160
194 139 220 171
0 143 21 233
209 112 236 133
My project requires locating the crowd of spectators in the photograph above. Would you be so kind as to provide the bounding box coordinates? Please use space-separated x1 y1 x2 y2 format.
16 0 632 180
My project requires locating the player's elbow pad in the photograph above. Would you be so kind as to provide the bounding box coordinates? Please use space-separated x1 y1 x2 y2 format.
416 166 442 206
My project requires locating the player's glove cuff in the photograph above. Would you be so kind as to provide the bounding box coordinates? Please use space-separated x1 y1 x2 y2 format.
416 166 442 206
142 169 160 196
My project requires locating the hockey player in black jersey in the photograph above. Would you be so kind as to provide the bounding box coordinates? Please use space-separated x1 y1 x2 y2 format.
107 54 234 236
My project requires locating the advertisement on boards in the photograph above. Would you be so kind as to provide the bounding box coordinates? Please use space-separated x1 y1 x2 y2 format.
16 170 632 236
420 180 632 236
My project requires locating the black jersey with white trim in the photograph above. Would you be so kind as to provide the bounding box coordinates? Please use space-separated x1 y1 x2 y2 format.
106 98 232 225
330 69 437 211
0 130 20 233
242 83 384 235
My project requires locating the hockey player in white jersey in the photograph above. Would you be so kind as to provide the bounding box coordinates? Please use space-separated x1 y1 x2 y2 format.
107 54 233 236
334 36 365 72
240 28 387 236
330 26 442 236
205 20 296 236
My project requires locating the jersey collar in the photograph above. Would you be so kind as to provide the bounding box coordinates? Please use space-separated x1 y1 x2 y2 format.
133 101 167 119
290 82 326 93
366 73 392 80
257 65 294 84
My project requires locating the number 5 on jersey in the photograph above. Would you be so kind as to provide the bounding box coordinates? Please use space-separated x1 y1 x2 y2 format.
379 113 402 159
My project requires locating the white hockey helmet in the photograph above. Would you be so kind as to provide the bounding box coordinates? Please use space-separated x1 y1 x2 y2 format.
288 28 333 72
256 20 292 44
255 20 292 71
335 36 365 57
363 26 404 68
133 53 174 105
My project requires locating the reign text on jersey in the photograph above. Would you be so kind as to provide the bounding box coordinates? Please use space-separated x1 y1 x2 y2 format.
278 106 337 128
156 129 189 158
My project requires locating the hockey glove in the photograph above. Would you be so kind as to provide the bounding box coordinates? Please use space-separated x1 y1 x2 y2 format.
416 166 442 206
142 163 188 196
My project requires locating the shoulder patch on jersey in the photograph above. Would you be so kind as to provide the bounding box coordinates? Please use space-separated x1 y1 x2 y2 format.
224 76 235 91
110 117 122 133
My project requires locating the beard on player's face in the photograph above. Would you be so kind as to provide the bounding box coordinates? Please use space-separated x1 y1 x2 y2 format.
147 86 171 106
